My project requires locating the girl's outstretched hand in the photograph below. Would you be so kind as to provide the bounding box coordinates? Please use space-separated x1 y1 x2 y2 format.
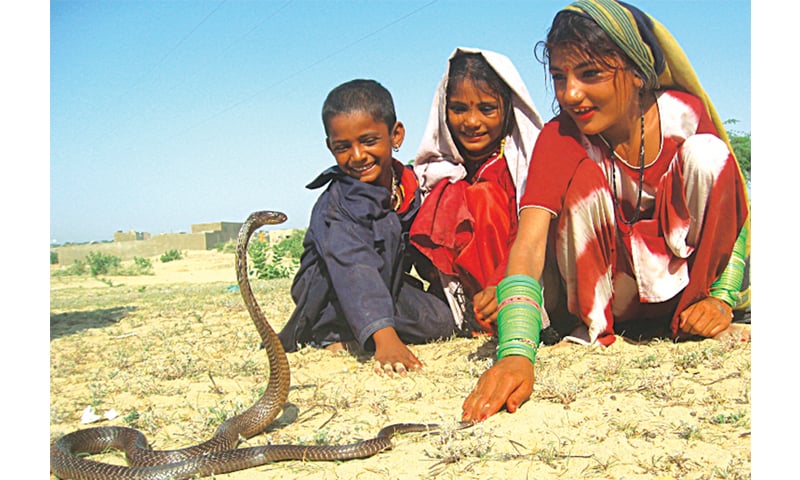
461 356 534 422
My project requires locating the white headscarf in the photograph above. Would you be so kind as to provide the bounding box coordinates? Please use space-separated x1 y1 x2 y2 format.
413 47 544 203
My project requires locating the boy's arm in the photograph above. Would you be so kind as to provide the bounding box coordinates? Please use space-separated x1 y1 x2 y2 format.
319 218 422 375
319 218 393 339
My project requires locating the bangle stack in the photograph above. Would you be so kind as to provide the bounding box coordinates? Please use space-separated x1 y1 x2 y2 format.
496 274 543 364
709 226 748 308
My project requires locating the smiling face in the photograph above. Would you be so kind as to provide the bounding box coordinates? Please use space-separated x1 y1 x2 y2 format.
325 110 404 189
446 78 506 164
549 46 642 145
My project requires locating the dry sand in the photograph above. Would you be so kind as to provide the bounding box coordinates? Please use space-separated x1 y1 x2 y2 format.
50 250 751 479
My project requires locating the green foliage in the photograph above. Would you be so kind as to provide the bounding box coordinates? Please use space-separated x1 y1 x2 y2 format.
132 256 154 275
248 239 291 280
123 408 140 427
50 250 58 265
725 119 750 186
51 259 87 277
274 229 306 259
51 254 153 277
160 249 183 263
247 229 304 280
87 251 121 276
708 410 748 426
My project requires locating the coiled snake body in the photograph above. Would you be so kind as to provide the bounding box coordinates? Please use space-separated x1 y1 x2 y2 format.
51 211 451 480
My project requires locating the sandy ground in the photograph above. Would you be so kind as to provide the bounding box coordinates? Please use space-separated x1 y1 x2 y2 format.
50 250 751 479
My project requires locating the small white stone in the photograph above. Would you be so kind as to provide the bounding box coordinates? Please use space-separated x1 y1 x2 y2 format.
80 406 101 424
104 409 119 420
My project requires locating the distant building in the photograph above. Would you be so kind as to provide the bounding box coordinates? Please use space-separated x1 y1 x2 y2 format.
113 230 151 242
54 221 293 265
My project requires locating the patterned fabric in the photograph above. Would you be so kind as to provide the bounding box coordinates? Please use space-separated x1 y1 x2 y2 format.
563 0 730 153
563 1 750 263
521 90 749 345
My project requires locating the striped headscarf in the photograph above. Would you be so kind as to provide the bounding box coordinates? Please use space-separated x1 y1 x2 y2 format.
563 0 731 151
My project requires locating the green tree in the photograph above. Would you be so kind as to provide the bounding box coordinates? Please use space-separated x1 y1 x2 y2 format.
725 119 750 187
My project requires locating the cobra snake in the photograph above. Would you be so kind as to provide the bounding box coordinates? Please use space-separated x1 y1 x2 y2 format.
51 210 463 480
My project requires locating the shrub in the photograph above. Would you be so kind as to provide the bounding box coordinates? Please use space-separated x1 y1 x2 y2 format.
248 238 290 280
51 259 87 277
130 256 154 275
134 256 153 270
160 249 183 263
247 230 304 280
51 254 154 277
87 251 121 276
50 251 58 265
274 229 306 259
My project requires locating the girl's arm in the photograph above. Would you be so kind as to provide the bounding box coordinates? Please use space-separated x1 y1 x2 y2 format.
462 207 552 422
506 207 552 280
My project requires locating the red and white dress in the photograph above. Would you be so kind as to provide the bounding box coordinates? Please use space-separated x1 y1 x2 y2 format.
520 89 749 346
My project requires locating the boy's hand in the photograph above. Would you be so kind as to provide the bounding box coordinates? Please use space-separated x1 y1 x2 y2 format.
679 296 733 338
372 327 422 377
473 286 498 333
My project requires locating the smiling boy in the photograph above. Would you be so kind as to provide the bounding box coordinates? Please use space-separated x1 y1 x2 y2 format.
278 79 457 376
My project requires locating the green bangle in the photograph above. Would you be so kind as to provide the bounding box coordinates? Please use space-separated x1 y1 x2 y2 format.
710 226 748 308
496 275 542 364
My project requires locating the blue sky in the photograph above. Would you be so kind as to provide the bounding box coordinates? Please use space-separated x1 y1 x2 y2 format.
48 0 752 244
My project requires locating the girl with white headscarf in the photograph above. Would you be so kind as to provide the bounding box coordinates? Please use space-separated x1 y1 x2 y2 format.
410 48 544 333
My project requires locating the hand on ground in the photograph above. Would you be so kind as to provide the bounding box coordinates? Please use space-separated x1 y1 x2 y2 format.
372 327 422 377
461 356 534 422
679 296 732 338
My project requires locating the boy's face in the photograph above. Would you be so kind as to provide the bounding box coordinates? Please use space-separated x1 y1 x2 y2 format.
326 111 404 188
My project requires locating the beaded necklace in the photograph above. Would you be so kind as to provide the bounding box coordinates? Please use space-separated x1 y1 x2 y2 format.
601 112 646 227
390 166 403 211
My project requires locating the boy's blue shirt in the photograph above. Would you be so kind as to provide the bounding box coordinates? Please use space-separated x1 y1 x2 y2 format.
278 164 421 351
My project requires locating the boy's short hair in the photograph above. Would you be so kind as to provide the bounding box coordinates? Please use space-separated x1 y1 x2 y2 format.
322 79 397 136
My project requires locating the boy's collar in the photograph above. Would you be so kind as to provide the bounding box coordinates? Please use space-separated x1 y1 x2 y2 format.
305 166 345 190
